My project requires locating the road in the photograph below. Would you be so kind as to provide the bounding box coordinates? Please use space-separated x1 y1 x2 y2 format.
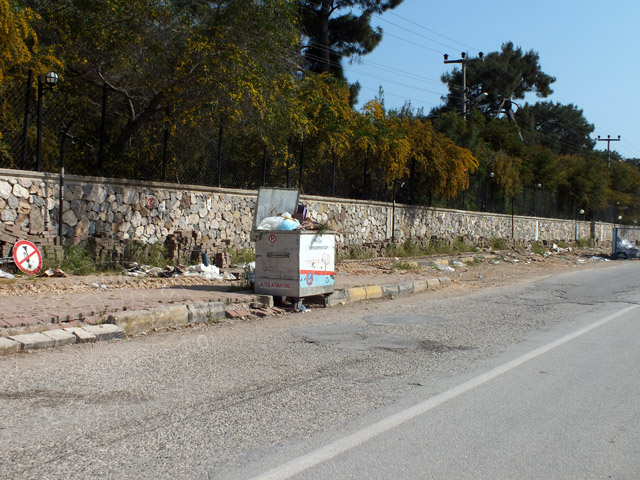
1 261 639 479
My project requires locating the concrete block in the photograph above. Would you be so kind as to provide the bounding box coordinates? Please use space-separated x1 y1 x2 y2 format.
426 278 440 289
326 289 347 306
381 284 399 297
364 285 383 299
0 337 21 355
256 295 274 308
64 327 96 344
8 333 55 350
186 302 226 323
83 324 125 341
397 281 415 296
149 305 189 330
42 329 76 347
439 277 452 286
346 287 367 303
109 310 153 335
412 280 428 293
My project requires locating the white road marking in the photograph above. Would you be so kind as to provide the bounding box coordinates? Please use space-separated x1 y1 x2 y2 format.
249 304 639 480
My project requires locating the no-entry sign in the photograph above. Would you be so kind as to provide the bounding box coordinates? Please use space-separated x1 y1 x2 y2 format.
12 240 43 275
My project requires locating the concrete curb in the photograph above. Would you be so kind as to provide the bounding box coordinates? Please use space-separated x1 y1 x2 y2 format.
336 275 450 305
1 273 453 356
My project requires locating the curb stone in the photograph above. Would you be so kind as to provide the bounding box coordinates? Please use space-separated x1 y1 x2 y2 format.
64 327 97 343
1 277 452 356
0 337 21 355
8 333 55 350
83 324 125 341
42 329 77 347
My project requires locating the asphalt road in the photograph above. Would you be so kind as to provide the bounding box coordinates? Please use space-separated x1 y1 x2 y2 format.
1 261 639 479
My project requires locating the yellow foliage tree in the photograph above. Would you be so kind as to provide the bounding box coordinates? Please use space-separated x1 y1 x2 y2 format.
0 0 60 84
404 118 479 199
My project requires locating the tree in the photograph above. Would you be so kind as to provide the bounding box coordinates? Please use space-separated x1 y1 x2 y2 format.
24 0 300 176
440 42 555 118
297 0 403 81
0 0 60 84
515 101 595 154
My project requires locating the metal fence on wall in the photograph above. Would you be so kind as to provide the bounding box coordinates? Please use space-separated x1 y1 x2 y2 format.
0 77 609 224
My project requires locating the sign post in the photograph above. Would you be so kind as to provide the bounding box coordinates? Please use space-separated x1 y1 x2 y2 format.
11 240 43 275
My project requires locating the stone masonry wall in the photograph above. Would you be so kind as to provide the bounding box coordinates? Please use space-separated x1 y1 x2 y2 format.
0 169 608 253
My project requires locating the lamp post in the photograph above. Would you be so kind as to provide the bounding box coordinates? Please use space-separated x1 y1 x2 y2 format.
484 171 494 212
391 179 404 244
575 208 585 241
532 183 541 216
36 71 60 171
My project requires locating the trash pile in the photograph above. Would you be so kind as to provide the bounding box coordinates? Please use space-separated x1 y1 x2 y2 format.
256 204 327 232
615 237 640 259
124 263 237 281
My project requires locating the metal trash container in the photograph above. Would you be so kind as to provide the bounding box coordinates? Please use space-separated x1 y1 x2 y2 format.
252 187 335 308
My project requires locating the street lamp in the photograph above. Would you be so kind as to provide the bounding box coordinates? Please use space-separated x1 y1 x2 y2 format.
484 171 494 212
575 208 585 241
36 71 60 171
532 183 541 216
391 179 405 244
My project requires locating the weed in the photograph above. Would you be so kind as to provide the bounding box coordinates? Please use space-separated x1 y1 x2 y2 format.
556 240 569 249
491 237 508 250
386 240 425 258
339 245 373 261
230 247 255 265
576 238 594 248
530 242 547 255
391 260 419 271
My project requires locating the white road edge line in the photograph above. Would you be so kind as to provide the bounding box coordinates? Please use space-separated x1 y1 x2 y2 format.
249 304 639 480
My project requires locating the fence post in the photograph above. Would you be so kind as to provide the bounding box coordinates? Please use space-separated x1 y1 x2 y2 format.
21 71 33 167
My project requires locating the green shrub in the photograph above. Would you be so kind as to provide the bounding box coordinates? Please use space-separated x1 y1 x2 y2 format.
530 242 546 255
230 247 255 265
491 237 508 250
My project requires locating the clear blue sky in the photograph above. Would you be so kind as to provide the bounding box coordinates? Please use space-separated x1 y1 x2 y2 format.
343 0 640 159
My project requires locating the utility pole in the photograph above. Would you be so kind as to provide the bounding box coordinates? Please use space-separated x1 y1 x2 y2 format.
443 51 484 119
597 135 620 168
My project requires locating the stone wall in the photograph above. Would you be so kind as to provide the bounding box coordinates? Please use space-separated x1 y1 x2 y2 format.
0 168 609 253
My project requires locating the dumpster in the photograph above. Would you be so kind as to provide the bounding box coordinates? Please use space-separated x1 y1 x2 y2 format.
252 187 335 308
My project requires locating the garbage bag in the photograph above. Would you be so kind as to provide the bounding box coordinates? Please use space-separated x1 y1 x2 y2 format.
280 218 300 231
616 238 640 258
257 216 284 231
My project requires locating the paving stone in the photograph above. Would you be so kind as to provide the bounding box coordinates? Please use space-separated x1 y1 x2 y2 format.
439 277 452 286
83 324 125 341
42 329 77 347
8 332 55 350
2 317 43 328
0 337 21 355
64 327 96 343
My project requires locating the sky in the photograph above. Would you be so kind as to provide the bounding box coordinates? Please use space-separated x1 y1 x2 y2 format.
343 0 640 159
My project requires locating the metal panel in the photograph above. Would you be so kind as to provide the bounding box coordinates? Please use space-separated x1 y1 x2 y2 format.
253 187 300 230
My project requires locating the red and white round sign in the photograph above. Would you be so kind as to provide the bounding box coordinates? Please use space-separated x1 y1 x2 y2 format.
12 240 43 275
